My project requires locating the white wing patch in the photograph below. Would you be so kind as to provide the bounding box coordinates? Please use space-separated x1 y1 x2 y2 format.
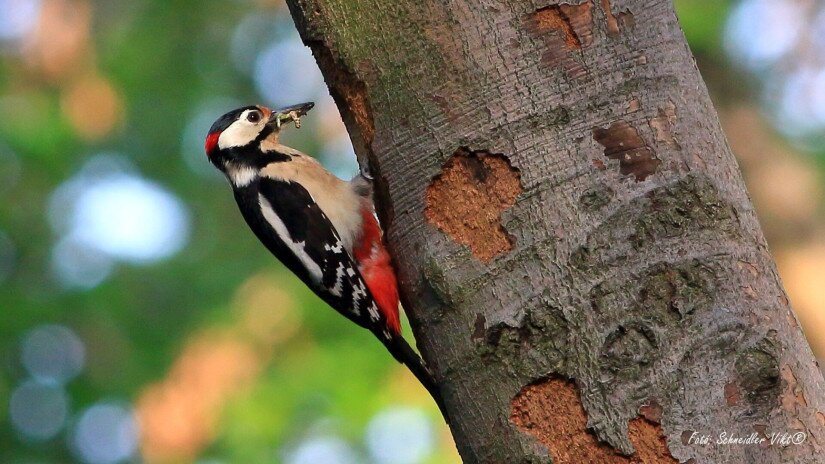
330 262 347 297
349 277 372 317
258 194 323 283
366 301 380 322
324 241 344 254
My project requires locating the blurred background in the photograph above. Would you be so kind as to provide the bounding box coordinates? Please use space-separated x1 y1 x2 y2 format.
0 0 823 462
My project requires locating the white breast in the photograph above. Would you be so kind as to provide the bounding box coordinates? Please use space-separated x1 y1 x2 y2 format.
226 163 257 187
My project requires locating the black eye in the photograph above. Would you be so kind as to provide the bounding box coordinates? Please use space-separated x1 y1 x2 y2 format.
247 111 261 123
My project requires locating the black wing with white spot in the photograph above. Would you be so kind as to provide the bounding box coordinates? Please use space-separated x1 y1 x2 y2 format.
244 177 389 338
231 173 444 417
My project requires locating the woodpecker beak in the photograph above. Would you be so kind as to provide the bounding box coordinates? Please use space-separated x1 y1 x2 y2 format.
267 102 315 129
277 102 315 117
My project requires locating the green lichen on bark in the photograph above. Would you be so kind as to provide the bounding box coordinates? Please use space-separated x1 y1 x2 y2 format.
421 253 489 308
475 298 571 377
580 185 615 210
589 259 717 327
570 175 739 275
600 321 658 378
638 260 715 318
735 339 781 416
630 175 738 249
290 0 459 128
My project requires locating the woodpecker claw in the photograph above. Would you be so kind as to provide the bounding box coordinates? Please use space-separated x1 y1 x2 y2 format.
360 164 374 180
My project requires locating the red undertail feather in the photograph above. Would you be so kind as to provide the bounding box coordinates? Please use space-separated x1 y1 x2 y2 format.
353 207 401 335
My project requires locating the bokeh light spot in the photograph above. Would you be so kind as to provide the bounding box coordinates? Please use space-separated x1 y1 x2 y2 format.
61 74 124 141
51 236 115 289
0 0 41 43
50 156 191 269
254 37 326 106
72 403 139 464
286 436 359 464
48 156 191 288
71 175 190 263
136 333 262 462
366 407 434 464
724 0 802 70
230 13 282 76
23 0 91 79
48 156 133 233
233 272 301 345
21 324 86 384
9 380 69 441
320 131 359 180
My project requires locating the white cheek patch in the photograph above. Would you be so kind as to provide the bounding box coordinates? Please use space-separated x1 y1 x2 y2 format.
218 114 262 150
258 194 323 283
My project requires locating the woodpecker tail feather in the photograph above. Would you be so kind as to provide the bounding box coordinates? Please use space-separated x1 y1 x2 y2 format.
383 335 451 424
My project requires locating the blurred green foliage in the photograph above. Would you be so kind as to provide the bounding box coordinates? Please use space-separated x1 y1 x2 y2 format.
674 0 732 57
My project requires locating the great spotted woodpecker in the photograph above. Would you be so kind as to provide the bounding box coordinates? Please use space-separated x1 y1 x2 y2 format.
205 103 442 410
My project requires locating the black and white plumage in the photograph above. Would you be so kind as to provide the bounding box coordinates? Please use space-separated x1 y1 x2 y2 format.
237 175 390 340
204 104 445 415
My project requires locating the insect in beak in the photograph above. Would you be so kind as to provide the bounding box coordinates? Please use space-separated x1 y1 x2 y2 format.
267 102 315 129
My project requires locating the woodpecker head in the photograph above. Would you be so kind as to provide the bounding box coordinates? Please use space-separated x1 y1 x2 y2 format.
205 102 314 170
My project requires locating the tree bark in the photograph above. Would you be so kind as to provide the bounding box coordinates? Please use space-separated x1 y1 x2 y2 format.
284 0 825 462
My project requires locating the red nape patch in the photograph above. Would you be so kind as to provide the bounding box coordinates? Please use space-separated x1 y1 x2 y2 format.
355 207 401 335
205 131 221 156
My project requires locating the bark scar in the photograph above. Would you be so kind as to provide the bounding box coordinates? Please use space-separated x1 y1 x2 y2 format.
510 377 678 463
602 0 635 37
593 120 661 182
425 147 522 262
648 101 680 149
526 2 594 77
528 4 589 50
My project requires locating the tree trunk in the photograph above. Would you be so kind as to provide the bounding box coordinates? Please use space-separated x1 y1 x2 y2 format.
284 0 825 462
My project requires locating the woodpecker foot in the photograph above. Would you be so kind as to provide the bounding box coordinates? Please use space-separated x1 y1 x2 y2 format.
360 164 374 180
